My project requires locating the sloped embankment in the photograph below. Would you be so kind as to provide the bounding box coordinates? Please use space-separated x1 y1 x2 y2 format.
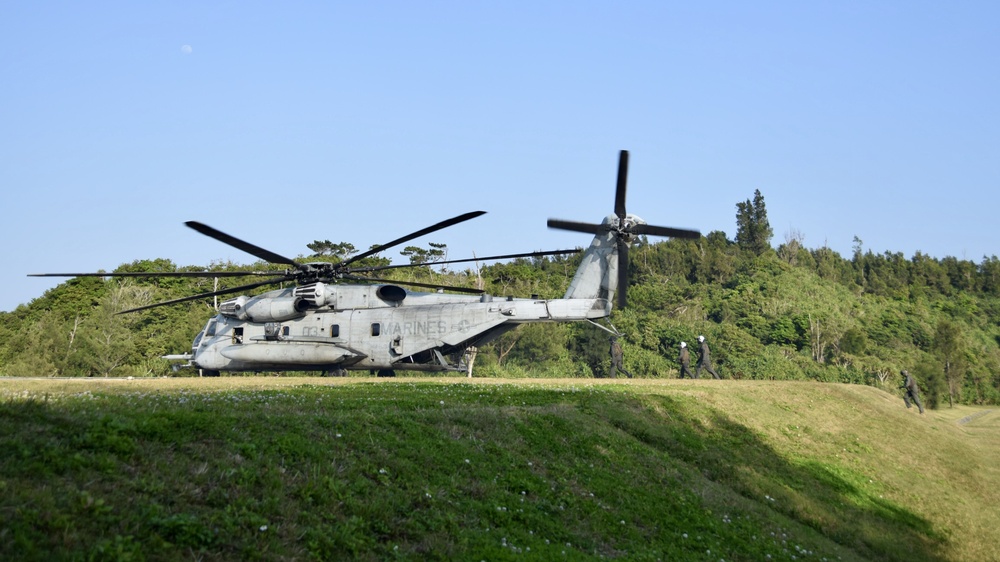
1 377 997 561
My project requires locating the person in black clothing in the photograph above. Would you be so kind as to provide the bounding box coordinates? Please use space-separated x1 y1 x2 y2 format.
900 370 925 414
678 341 695 379
609 336 633 378
696 335 722 379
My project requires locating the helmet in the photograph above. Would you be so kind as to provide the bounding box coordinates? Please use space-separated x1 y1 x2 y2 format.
698 335 705 343
680 342 687 348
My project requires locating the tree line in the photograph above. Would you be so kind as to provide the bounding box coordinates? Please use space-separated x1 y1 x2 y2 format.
3 190 999 408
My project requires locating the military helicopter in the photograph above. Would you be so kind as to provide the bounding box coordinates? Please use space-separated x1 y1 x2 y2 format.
31 150 699 376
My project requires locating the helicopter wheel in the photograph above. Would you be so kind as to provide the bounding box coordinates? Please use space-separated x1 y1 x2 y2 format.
376 369 396 378
201 369 220 377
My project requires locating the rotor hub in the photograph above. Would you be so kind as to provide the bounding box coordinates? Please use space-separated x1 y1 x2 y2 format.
546 149 701 309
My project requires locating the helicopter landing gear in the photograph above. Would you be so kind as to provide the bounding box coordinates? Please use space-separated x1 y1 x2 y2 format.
201 369 220 377
376 369 397 377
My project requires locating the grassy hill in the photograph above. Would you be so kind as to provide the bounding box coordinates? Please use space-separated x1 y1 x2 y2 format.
2 377 997 561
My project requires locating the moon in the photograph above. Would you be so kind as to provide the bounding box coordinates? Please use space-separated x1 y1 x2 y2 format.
181 45 192 55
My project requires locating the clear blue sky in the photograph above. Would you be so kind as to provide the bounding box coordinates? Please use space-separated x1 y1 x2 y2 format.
3 1 998 312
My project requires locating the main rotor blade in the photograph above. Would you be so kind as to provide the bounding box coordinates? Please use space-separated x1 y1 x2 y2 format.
348 249 581 273
29 270 282 278
186 221 303 268
630 224 701 239
617 237 629 310
116 276 295 314
344 211 487 267
547 219 607 235
343 275 484 294
614 150 629 220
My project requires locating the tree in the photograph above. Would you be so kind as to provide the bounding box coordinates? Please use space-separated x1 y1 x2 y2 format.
82 280 151 377
851 236 864 262
839 327 868 355
307 240 357 261
400 243 447 265
735 189 773 256
777 228 806 266
503 323 570 369
981 256 1000 296
1 314 60 377
914 360 946 410
933 319 967 408
695 231 736 284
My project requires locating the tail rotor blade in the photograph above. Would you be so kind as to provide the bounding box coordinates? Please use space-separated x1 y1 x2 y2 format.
614 150 629 219
631 224 701 239
547 219 606 235
617 237 629 309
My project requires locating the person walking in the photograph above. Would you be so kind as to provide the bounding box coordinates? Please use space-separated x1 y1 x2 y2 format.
678 341 695 379
696 335 722 379
900 370 925 414
609 336 633 378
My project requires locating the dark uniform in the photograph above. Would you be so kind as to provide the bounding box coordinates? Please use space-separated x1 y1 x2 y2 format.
900 370 925 414
678 342 695 379
609 337 633 378
696 336 722 379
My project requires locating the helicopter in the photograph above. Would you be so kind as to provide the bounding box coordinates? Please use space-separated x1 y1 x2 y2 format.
31 150 700 377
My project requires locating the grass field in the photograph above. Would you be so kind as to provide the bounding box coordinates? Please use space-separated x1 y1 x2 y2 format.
2 376 997 561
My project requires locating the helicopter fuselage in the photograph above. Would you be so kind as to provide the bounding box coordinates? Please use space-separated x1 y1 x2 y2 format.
185 282 610 375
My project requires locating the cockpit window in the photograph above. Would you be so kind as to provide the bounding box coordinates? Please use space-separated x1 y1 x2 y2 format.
192 331 205 350
205 320 218 337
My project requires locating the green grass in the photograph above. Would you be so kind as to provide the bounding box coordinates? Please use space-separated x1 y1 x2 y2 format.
1 378 997 561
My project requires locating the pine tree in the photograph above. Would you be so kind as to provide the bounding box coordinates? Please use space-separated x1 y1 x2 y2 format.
735 189 773 256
